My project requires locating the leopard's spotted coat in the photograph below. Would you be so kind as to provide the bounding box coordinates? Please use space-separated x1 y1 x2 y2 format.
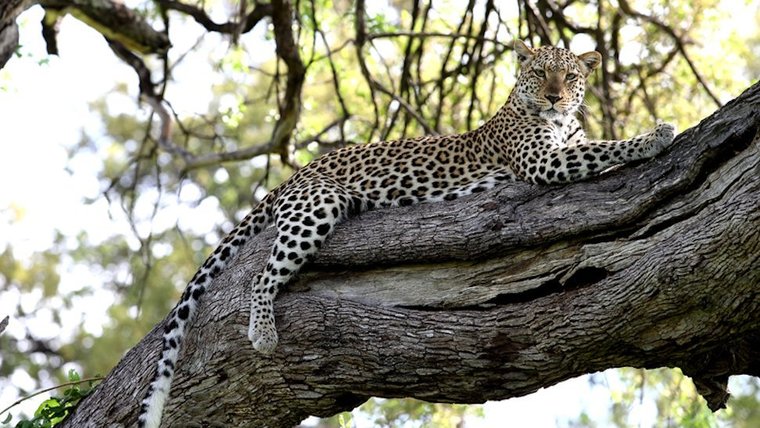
138 40 675 427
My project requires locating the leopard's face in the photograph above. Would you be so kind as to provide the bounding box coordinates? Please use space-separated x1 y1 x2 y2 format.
511 44 601 121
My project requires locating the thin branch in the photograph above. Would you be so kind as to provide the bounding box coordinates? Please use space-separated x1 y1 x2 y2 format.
379 0 419 140
373 77 438 135
617 0 723 107
157 0 272 35
593 0 616 139
433 0 475 132
293 116 352 150
106 39 185 164
367 31 509 49
104 1 304 173
181 140 280 172
0 377 104 418
354 0 383 142
309 0 350 145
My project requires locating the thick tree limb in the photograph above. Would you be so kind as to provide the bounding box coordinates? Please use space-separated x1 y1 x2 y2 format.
29 0 171 54
0 0 28 68
267 0 305 165
63 83 759 427
38 0 170 55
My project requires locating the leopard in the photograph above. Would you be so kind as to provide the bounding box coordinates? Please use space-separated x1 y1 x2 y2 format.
137 40 676 427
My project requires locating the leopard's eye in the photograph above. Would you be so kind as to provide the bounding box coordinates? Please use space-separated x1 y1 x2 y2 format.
533 69 546 78
566 73 578 82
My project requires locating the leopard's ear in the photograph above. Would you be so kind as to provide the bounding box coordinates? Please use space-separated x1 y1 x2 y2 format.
578 51 602 74
510 40 535 66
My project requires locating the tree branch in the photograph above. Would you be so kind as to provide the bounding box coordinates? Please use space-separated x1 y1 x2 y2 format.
0 0 28 68
61 82 760 427
354 0 437 137
617 0 723 108
268 0 306 165
103 0 302 173
107 39 179 162
39 0 170 55
157 0 272 35
367 31 509 49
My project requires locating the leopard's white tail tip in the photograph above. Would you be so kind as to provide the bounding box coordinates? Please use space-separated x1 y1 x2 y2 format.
136 202 272 427
138 381 168 427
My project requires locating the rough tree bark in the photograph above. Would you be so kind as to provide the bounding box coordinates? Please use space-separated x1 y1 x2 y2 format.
56 79 760 426
0 0 29 68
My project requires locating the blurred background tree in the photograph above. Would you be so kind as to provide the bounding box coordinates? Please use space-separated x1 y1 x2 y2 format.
0 0 758 426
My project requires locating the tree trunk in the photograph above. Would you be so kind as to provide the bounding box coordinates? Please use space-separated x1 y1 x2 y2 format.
63 83 760 427
0 0 29 68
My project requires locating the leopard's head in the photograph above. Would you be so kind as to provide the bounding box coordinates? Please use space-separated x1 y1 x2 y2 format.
510 40 601 122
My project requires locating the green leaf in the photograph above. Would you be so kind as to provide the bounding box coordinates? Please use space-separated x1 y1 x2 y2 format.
2 412 11 424
34 398 60 417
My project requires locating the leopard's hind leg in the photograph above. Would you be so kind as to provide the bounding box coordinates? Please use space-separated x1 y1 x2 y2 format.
248 180 358 353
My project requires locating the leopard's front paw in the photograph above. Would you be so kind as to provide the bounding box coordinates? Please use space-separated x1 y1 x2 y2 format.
652 121 676 150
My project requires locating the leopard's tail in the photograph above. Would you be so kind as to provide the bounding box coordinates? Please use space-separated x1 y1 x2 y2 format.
137 195 274 428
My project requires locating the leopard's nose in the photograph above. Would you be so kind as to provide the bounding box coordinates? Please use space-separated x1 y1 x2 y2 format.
545 94 561 104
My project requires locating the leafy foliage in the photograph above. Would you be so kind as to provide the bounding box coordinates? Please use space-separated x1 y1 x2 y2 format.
1 370 101 428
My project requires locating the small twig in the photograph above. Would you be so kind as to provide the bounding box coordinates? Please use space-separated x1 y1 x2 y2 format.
107 39 187 162
181 140 280 172
368 31 510 49
432 0 473 133
293 116 352 150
